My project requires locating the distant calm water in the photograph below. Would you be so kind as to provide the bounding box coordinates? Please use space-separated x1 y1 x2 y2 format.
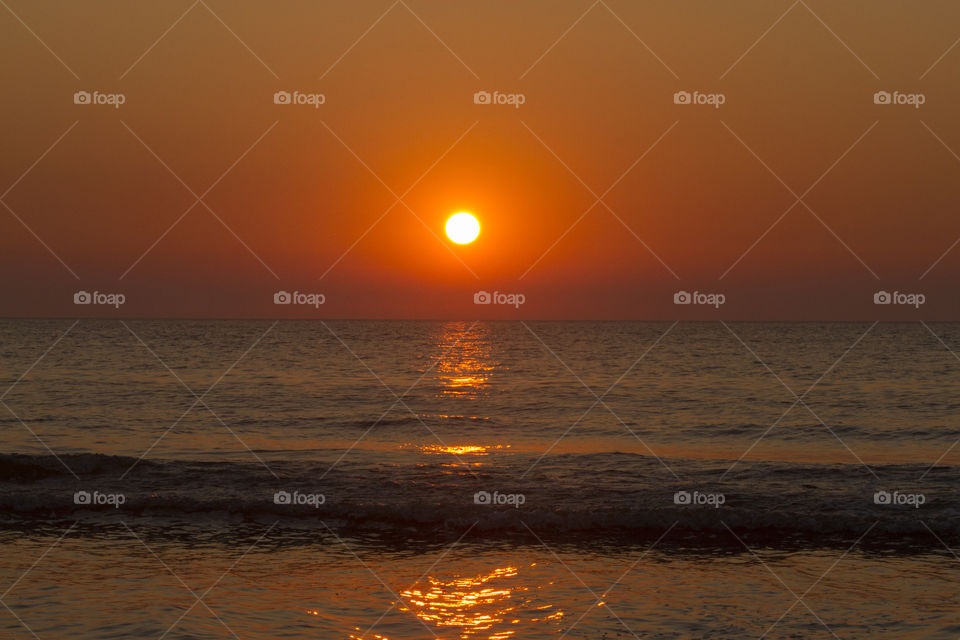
1 320 958 639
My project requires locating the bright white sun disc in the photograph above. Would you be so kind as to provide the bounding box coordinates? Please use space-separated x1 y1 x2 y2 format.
446 212 480 244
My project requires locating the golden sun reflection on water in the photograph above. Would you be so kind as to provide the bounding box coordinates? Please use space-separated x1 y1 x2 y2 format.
419 444 511 456
394 565 563 640
433 323 498 399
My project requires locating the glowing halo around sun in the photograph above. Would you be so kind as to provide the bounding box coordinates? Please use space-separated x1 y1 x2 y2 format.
445 212 480 244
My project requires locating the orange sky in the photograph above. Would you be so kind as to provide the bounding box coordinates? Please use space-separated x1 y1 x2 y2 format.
1 0 959 319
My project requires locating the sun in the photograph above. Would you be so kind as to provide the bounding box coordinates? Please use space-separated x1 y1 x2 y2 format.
445 212 480 244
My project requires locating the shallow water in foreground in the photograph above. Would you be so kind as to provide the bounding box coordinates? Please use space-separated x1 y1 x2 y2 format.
2 525 958 640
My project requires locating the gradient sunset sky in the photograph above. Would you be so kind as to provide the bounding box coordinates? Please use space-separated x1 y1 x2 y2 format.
2 0 959 319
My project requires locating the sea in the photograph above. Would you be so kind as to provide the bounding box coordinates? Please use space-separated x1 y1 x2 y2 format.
1 320 958 639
